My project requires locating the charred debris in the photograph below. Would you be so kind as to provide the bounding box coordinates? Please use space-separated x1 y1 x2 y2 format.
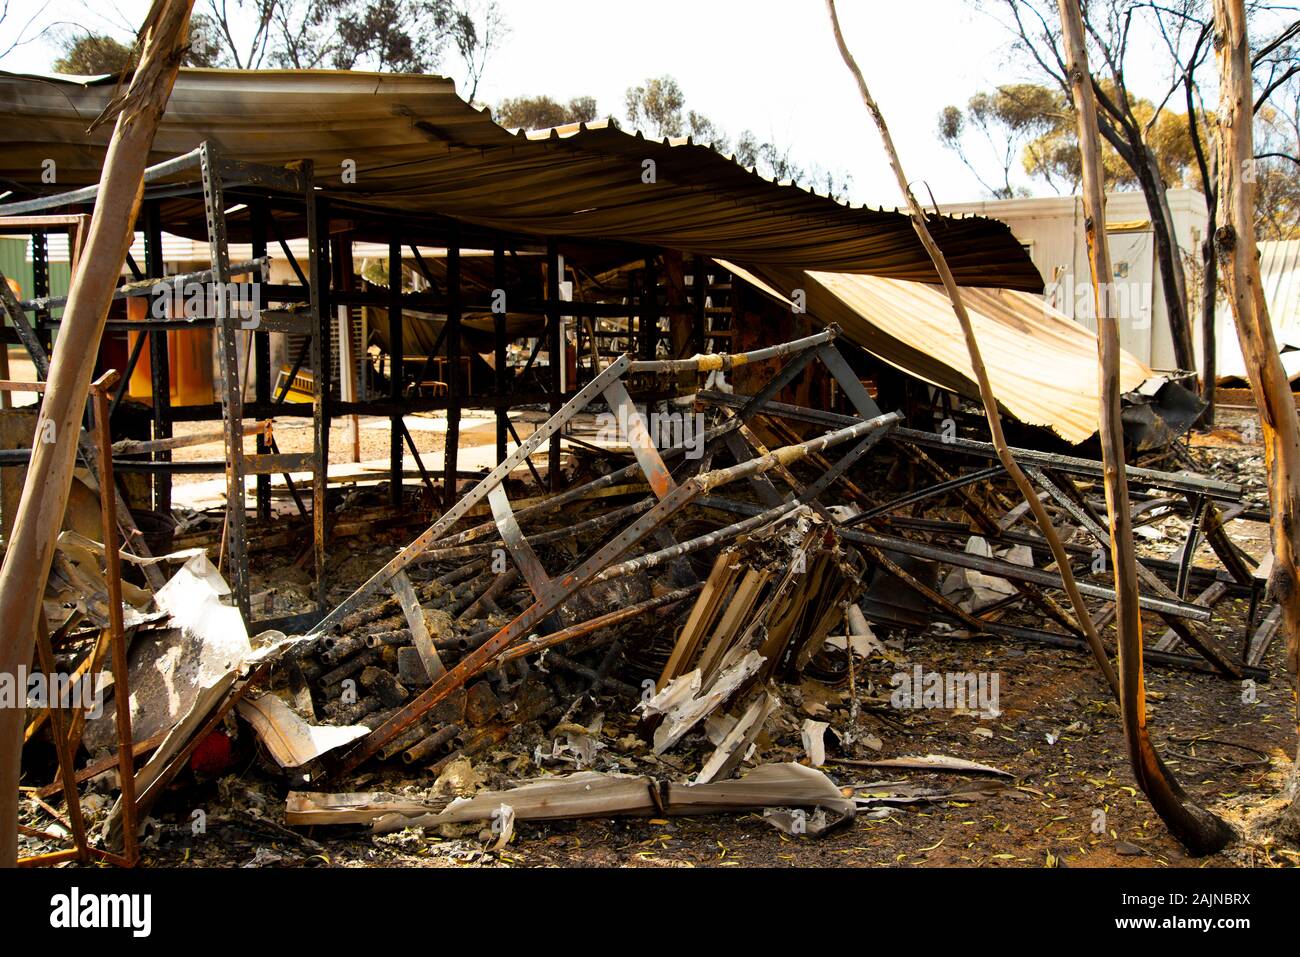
0 135 1274 866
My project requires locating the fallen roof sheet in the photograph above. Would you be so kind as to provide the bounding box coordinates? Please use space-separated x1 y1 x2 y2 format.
0 68 1041 289
724 262 1152 444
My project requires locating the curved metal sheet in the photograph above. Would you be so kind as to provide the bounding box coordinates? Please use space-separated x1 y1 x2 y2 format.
0 69 1041 290
725 261 1153 444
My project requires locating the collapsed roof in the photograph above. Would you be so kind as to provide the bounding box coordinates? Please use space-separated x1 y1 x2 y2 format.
0 68 1166 443
0 68 1041 288
725 262 1154 445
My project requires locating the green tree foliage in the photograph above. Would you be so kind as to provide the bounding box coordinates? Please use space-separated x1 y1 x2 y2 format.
52 16 222 74
1255 105 1300 240
937 83 1063 197
1251 25 1300 240
190 0 504 80
939 81 1199 197
625 75 688 138
52 35 134 74
494 94 600 131
1021 82 1198 192
625 75 852 200
185 14 224 67
939 74 1296 237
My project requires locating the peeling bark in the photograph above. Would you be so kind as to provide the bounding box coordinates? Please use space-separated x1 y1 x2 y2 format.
1060 0 1234 856
1212 0 1300 839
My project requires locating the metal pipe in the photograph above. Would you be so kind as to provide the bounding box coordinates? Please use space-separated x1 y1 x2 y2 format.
500 585 702 662
627 327 836 373
401 723 461 765
0 146 205 216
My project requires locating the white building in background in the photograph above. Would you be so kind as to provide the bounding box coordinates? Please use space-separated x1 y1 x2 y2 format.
1212 240 1300 383
943 189 1209 372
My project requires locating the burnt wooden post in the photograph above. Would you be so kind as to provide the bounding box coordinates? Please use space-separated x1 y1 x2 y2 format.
494 242 508 464
389 239 404 507
144 202 171 516
444 223 462 509
90 373 139 865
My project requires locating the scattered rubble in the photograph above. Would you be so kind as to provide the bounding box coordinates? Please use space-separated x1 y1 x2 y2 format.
10 331 1289 869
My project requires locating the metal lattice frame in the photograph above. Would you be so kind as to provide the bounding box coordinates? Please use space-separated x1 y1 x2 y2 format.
694 389 1269 681
309 328 902 779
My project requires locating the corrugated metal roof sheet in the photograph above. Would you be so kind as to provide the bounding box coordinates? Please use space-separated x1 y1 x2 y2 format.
724 261 1152 444
0 68 1041 290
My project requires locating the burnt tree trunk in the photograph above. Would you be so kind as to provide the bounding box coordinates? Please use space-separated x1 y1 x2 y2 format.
0 0 195 867
1090 84 1196 374
1213 0 1300 839
1200 219 1219 425
1061 0 1233 856
1133 136 1196 374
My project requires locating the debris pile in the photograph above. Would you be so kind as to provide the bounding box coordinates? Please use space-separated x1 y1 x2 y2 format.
13 331 1280 865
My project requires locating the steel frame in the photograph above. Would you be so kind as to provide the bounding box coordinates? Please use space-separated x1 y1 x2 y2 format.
694 390 1269 679
2 143 746 635
1 144 1270 687
307 328 902 779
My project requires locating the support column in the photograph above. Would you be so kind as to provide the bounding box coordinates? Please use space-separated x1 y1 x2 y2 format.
639 254 658 360
251 203 271 522
144 203 172 517
494 242 508 464
692 255 707 356
547 239 562 491
389 239 404 507
309 179 330 610
201 143 250 623
443 223 461 509
30 230 52 356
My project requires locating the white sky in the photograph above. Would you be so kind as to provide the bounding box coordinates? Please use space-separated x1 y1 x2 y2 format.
0 0 1200 205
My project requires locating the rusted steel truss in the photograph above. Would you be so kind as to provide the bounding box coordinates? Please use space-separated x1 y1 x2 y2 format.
310 328 900 779
695 390 1267 681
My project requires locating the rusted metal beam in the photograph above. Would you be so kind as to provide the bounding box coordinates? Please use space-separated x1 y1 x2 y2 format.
842 530 1210 620
325 409 899 779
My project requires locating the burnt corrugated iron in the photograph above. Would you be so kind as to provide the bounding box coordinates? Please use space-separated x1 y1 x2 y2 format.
0 68 1041 290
